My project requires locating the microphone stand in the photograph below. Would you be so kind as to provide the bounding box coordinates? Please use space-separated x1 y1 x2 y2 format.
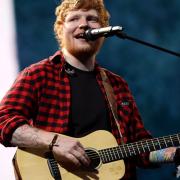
113 31 180 58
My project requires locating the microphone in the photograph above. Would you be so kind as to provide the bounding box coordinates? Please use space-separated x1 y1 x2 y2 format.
84 26 123 41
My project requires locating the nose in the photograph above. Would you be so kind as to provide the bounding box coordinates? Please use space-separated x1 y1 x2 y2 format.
78 18 89 30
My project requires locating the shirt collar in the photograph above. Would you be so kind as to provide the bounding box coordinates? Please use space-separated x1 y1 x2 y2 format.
48 50 66 73
48 50 102 76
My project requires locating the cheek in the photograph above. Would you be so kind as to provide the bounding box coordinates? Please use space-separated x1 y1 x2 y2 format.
61 29 74 47
63 23 75 33
89 22 101 29
62 29 74 43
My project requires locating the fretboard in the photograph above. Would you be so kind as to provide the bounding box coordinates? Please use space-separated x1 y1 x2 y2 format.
99 133 180 164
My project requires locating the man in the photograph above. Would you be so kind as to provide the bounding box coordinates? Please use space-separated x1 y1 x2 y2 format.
0 0 179 179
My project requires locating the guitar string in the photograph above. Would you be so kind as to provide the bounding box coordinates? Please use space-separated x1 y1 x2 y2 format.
84 135 180 161
116 135 180 151
86 135 180 156
85 135 180 157
121 136 180 152
125 135 180 150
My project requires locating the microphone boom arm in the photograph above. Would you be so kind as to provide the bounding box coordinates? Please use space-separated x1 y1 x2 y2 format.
116 31 180 58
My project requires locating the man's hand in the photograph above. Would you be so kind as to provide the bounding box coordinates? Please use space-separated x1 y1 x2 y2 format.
52 135 90 169
11 125 90 169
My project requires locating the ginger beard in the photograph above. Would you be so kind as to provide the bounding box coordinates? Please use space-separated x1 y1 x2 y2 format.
60 29 104 60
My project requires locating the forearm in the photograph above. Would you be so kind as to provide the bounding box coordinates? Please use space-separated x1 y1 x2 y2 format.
149 147 176 163
11 124 55 151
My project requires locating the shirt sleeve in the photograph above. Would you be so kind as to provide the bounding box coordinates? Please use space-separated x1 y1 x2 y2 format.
0 68 37 146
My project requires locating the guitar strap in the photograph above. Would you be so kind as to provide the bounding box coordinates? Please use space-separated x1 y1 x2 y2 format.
100 69 124 144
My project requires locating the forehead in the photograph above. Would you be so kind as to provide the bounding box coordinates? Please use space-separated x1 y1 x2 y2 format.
65 9 99 18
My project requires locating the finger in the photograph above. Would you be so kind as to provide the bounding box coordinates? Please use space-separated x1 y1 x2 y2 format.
66 153 81 167
72 149 90 166
76 142 90 161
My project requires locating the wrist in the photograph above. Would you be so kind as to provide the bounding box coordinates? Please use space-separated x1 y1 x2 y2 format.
44 134 59 158
49 134 59 151
150 147 176 163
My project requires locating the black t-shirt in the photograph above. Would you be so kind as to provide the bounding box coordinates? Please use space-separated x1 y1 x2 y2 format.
65 63 111 137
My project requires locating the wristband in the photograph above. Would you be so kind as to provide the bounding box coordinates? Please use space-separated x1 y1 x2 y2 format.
49 134 59 151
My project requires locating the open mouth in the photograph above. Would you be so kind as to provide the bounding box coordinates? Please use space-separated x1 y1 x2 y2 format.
75 33 86 40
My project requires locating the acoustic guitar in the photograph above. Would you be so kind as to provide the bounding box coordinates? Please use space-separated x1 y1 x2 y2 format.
15 130 180 180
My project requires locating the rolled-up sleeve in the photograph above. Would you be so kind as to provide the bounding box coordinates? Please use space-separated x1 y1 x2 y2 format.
0 68 37 146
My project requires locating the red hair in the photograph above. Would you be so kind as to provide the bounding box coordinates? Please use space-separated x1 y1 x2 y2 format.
54 0 110 47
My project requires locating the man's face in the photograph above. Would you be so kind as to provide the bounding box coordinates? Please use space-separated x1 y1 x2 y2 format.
60 9 104 58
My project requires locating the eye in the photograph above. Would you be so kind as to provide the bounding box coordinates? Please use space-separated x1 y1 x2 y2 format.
70 17 78 21
67 16 79 22
87 16 99 22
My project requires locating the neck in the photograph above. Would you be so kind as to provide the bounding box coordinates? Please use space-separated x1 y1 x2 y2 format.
62 48 96 71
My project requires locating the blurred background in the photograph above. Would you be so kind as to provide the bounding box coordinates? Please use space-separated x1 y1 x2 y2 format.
0 0 180 179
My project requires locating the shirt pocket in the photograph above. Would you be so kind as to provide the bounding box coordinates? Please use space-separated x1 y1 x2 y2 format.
117 98 134 120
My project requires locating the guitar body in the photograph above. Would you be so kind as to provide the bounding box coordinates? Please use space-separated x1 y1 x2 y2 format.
15 130 125 180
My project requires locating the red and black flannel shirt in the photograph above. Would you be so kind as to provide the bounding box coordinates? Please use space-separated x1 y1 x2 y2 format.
0 51 153 179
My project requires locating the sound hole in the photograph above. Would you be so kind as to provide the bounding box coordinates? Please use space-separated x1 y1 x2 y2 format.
85 148 101 169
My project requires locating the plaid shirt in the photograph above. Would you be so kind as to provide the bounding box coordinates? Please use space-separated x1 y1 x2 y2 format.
0 51 153 179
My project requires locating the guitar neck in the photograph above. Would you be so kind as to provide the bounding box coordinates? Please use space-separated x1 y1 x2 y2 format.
99 133 180 164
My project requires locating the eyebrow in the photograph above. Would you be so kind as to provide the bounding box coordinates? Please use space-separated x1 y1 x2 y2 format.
66 10 99 17
66 13 99 20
